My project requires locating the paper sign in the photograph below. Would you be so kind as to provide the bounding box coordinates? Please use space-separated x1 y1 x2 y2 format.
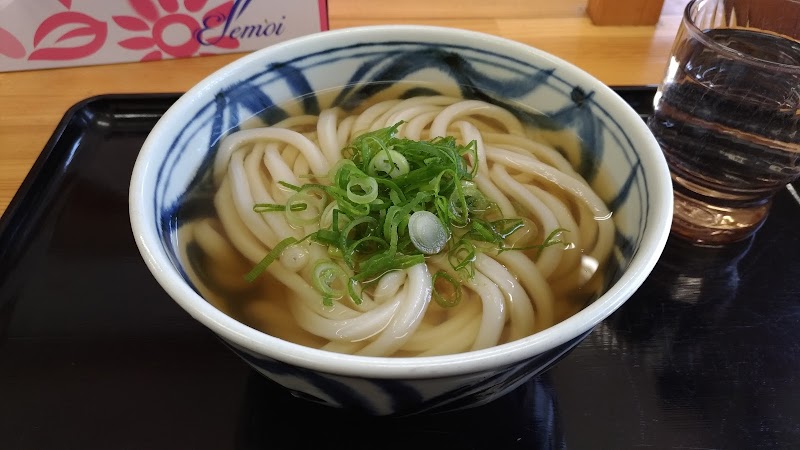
0 0 328 72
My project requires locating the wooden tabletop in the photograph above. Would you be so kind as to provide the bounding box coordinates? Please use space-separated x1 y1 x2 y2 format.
0 0 686 218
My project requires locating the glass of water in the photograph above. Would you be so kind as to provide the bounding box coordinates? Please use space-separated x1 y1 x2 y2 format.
649 0 800 245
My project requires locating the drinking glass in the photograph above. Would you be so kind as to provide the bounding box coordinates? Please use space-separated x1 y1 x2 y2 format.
649 0 800 245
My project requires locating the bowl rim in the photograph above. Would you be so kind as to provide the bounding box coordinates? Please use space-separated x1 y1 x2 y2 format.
130 24 673 379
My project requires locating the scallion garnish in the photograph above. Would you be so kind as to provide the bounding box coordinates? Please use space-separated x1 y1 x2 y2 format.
368 149 410 178
312 261 348 307
253 203 306 213
245 122 569 306
408 210 448 255
432 271 462 308
285 187 327 227
346 175 379 204
244 237 299 283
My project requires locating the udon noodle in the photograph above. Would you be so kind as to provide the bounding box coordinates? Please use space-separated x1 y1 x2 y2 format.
180 93 615 357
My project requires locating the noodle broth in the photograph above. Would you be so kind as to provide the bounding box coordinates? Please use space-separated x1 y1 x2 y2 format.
176 82 617 358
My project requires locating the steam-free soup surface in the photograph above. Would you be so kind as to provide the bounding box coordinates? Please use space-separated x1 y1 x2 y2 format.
178 83 616 357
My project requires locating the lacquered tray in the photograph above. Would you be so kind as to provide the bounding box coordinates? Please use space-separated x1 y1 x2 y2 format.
1 88 799 449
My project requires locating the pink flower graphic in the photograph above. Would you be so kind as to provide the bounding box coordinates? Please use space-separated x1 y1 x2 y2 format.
2 0 108 62
113 0 238 62
0 27 26 59
29 11 108 61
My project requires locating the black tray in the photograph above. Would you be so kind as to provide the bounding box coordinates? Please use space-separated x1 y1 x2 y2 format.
2 88 799 449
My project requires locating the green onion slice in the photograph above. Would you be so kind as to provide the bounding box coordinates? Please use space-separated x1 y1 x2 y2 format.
368 149 410 178
312 260 348 307
253 203 290 213
346 175 379 204
432 271 462 308
448 239 476 277
408 210 449 255
286 186 327 227
244 237 299 282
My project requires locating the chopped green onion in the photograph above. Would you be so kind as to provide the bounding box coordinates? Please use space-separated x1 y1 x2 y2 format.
368 149 410 178
353 252 425 284
319 202 349 231
254 203 291 213
505 227 569 255
492 219 526 240
448 239 476 277
312 261 347 306
244 237 298 282
460 181 491 212
278 181 302 192
346 175 379 204
245 122 571 306
408 210 449 255
432 271 462 308
469 219 497 243
286 187 327 227
347 278 364 305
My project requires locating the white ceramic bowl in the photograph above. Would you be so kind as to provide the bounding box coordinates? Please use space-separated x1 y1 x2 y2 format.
130 25 672 416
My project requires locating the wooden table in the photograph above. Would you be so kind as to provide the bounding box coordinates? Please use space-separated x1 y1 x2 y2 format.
0 0 686 217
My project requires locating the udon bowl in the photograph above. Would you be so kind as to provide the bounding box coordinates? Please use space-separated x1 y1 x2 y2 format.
130 25 672 416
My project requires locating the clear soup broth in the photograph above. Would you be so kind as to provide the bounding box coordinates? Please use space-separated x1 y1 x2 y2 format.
176 82 617 357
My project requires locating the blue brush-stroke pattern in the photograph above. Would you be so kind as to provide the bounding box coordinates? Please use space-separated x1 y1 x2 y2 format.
231 345 372 411
270 62 320 115
220 331 587 415
609 159 643 212
225 77 287 125
615 230 637 262
550 88 601 181
333 49 556 128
